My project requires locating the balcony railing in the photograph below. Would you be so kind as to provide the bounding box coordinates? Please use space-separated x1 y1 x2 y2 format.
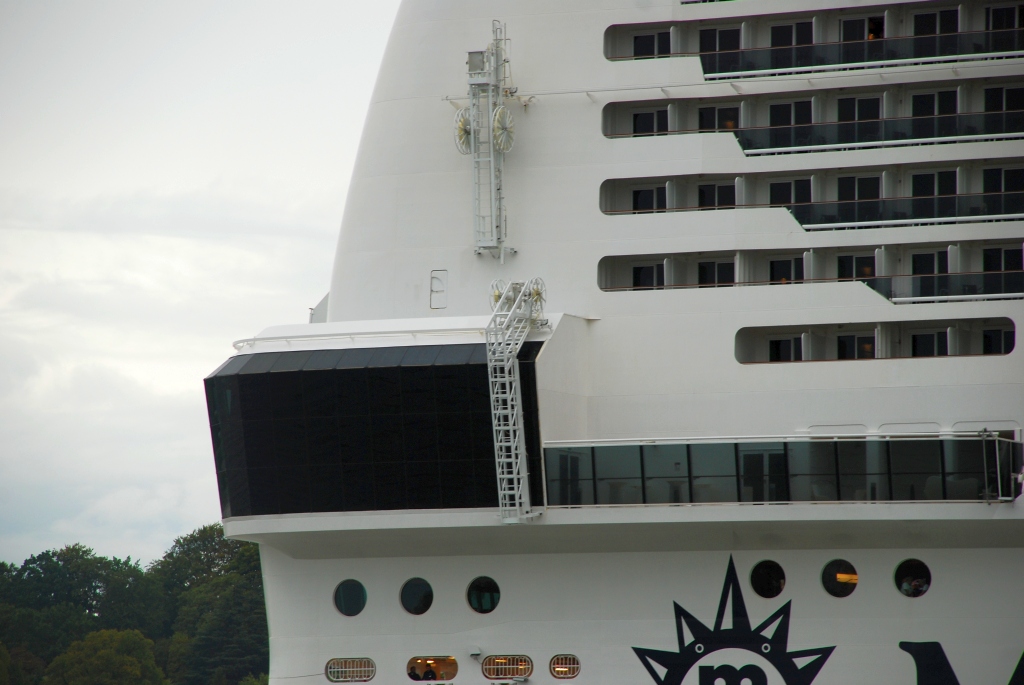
736 110 1024 153
698 29 1024 77
605 191 1024 230
601 270 1024 303
791 191 1024 230
609 28 1024 75
866 270 1024 303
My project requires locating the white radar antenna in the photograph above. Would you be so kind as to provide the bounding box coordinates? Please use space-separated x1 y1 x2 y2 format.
484 278 547 524
455 21 517 261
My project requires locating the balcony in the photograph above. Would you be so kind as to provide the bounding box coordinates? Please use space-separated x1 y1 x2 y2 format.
736 110 1024 154
867 270 1024 303
545 437 1023 506
695 29 1024 78
790 191 1024 230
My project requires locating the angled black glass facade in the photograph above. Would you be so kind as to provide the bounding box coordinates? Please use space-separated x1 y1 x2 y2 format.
204 343 544 517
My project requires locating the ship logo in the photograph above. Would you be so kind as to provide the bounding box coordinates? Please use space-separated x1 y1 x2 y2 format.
633 557 834 685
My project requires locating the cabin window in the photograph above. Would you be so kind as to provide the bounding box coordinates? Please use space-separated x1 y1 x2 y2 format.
632 263 665 289
769 257 804 284
750 560 786 598
821 560 859 598
482 656 534 680
401 578 434 615
633 187 667 212
408 657 458 682
837 334 875 360
697 183 736 208
698 105 740 131
550 655 582 679
837 255 875 280
770 22 813 47
770 180 812 206
334 579 367 617
984 86 1024 112
466 576 500 614
983 328 1016 354
895 559 931 597
769 337 803 362
634 31 671 58
698 260 735 286
633 109 669 135
326 658 376 683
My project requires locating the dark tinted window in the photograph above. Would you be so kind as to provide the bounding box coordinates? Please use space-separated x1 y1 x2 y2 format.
821 560 858 598
401 578 434 615
895 559 931 597
335 579 368 616
750 560 786 598
467 576 500 614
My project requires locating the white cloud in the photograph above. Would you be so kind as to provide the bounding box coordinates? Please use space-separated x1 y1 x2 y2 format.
0 0 401 565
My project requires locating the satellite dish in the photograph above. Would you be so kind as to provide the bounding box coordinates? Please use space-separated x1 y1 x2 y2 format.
454 107 472 155
492 106 515 153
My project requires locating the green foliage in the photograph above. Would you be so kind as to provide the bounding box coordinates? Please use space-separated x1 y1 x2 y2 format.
42 630 167 685
238 675 268 685
0 523 268 685
0 641 11 685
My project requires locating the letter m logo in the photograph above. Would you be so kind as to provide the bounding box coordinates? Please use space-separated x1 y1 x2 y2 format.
699 664 769 685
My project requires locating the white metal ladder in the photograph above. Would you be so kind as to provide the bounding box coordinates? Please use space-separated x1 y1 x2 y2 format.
485 279 546 523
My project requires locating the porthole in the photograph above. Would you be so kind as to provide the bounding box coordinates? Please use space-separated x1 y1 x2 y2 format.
549 655 581 679
482 655 533 680
408 656 458 681
326 658 376 683
401 577 434 615
750 560 786 598
467 576 500 614
821 560 858 598
334 579 367 616
895 559 931 597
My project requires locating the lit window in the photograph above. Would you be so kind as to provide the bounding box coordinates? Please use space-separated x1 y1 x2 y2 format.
408 657 458 681
482 656 534 680
550 655 581 679
326 658 376 683
821 559 858 598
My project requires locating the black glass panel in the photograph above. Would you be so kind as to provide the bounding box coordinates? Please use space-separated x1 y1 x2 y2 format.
204 343 542 516
401 578 434 615
334 579 367 616
467 576 500 614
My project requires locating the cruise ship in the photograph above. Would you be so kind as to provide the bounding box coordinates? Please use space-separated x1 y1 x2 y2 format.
203 1 1024 683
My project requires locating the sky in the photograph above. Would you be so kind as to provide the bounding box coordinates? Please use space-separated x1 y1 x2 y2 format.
0 0 402 565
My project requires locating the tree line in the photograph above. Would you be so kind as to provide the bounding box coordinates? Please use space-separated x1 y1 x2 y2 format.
0 524 268 685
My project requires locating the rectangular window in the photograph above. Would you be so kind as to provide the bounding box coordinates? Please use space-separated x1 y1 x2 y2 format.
769 257 804 284
983 329 1016 354
912 332 949 357
838 334 875 359
698 106 740 131
632 263 665 289
770 22 813 47
634 31 671 58
633 109 669 135
633 187 667 212
643 445 690 504
769 337 803 362
837 255 876 280
698 261 735 286
700 28 741 52
697 183 736 208
914 10 960 35
593 446 643 504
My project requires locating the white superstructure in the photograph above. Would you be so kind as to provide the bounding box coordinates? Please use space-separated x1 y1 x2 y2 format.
203 2 1024 684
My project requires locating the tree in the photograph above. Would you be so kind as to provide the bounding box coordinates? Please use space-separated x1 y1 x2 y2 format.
0 641 11 685
42 630 167 685
178 544 268 685
147 525 243 604
14 546 105 614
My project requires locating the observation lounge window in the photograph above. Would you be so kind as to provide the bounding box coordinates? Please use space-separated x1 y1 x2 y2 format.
634 31 671 58
632 263 665 289
643 444 690 504
698 105 740 131
698 260 735 287
690 444 738 503
698 183 736 208
634 109 669 135
633 187 667 213
739 443 789 502
594 446 643 504
837 334 875 360
770 180 812 207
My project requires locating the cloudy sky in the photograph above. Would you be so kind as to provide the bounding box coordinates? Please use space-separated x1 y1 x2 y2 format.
0 0 401 565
